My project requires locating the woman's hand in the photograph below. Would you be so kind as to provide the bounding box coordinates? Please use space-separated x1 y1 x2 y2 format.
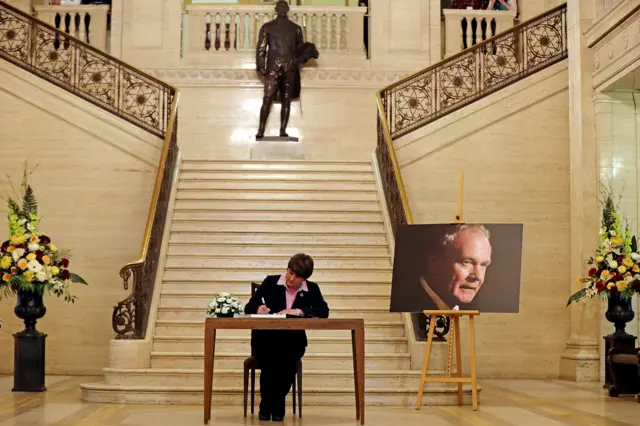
257 305 271 314
278 309 299 316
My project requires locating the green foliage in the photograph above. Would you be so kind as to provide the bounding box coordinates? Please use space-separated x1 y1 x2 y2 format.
22 185 37 218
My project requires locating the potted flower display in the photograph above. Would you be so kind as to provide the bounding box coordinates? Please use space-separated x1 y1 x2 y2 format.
206 292 243 318
1 165 88 392
567 188 640 336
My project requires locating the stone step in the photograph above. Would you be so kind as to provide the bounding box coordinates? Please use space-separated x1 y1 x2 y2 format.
177 180 377 192
176 190 379 202
164 256 391 270
179 160 373 173
162 269 392 283
160 280 392 294
150 352 411 370
156 306 400 322
81 382 479 406
159 292 391 309
166 244 389 257
152 336 407 353
170 220 385 235
172 210 383 223
169 232 388 245
154 320 405 338
179 171 374 182
174 199 381 212
103 368 435 389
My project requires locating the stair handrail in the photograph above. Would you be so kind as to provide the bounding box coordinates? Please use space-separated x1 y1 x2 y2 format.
0 1 181 339
375 3 568 340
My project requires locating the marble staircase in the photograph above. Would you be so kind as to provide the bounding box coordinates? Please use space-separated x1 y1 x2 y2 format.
81 160 472 405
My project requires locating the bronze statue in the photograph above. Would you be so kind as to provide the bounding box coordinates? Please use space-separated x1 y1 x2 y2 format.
255 0 318 139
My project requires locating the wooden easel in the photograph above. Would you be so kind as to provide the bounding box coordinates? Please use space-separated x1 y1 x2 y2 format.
415 171 480 411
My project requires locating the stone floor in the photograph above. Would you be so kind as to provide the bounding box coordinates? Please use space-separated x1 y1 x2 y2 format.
0 376 638 425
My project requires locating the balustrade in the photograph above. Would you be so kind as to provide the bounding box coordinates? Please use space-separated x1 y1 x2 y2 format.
184 4 366 60
443 8 517 58
34 4 109 52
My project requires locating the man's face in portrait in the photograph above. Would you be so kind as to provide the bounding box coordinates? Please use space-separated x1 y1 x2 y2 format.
441 227 492 304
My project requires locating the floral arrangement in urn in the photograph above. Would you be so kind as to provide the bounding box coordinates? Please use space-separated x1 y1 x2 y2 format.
0 166 87 302
567 189 640 306
206 292 243 318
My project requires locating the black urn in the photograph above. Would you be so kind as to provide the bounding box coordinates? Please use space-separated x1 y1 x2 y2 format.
14 289 47 335
605 293 635 338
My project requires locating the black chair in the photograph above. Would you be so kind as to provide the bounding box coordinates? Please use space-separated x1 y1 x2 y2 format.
243 282 303 418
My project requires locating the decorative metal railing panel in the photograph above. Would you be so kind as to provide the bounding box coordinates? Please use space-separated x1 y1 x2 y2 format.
381 4 567 140
375 3 567 341
0 1 174 138
113 113 179 339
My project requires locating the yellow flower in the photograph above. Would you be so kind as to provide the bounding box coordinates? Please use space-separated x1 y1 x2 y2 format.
10 234 26 245
26 253 36 261
607 282 615 289
29 236 39 244
596 256 604 263
0 256 12 269
49 244 57 253
616 281 628 292
601 270 610 278
623 257 634 267
611 237 623 246
39 246 45 251
17 259 27 270
2 273 10 282
633 264 639 273
42 255 50 265
51 266 59 276
618 266 627 274
576 276 583 284
7 246 15 253
24 271 34 282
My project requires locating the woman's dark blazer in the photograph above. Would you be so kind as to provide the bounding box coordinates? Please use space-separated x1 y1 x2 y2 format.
244 274 330 354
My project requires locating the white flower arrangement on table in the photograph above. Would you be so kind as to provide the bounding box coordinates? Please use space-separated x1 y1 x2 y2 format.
205 292 243 318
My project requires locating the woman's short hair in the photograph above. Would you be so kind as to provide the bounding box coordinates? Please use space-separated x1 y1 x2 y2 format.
288 253 314 279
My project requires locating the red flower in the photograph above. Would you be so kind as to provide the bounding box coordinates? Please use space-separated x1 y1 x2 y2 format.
40 235 51 244
61 258 70 268
588 268 597 277
595 281 606 291
62 269 70 280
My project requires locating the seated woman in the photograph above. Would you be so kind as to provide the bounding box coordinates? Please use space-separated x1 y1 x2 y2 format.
244 253 329 422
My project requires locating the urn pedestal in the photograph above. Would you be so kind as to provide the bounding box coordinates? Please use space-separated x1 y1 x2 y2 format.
12 290 47 392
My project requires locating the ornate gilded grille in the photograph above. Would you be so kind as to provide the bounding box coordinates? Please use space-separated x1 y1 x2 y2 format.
0 1 174 138
375 4 567 340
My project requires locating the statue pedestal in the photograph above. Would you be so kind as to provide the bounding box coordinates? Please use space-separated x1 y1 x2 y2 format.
251 137 303 160
257 136 299 142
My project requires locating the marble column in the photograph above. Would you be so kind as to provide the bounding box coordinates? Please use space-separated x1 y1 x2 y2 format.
559 0 600 382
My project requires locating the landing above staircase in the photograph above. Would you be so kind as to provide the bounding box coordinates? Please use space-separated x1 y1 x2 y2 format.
81 160 475 406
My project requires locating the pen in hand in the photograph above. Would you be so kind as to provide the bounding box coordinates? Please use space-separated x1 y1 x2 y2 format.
257 298 270 315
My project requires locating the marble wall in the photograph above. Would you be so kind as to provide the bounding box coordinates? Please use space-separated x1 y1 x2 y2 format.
394 63 572 378
0 61 160 375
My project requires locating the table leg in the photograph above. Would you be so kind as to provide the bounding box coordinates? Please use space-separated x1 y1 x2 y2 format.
416 315 437 410
469 316 478 410
355 325 365 425
204 328 216 424
351 329 360 421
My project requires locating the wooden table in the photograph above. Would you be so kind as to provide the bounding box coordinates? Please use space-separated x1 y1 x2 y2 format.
204 317 365 425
